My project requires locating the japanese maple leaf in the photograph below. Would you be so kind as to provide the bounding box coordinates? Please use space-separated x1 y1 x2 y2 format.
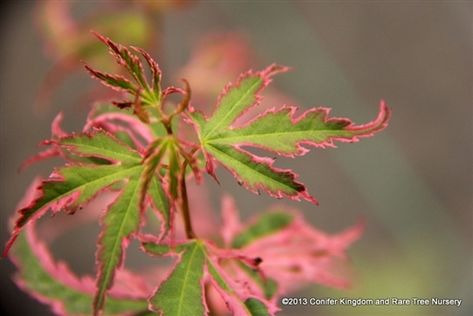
139 195 363 316
221 196 363 296
141 238 278 316
12 223 152 316
190 65 390 203
4 130 169 315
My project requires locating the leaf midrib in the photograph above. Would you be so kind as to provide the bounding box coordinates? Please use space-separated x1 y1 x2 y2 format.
208 128 352 142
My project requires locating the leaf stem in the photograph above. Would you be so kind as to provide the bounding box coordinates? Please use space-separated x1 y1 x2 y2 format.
179 162 195 239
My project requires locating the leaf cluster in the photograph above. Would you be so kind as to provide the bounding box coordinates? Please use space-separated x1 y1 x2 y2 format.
4 33 389 316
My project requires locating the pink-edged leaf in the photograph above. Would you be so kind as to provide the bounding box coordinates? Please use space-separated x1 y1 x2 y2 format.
142 237 276 316
131 46 162 95
19 146 61 173
92 31 147 88
83 105 156 145
3 159 138 257
210 101 390 157
84 65 137 93
219 199 364 296
3 130 173 316
8 180 149 316
205 246 278 316
51 111 68 138
240 215 364 293
192 63 389 202
148 240 208 316
10 223 149 316
93 174 145 315
193 64 289 141
19 112 67 171
202 143 317 203
89 32 163 110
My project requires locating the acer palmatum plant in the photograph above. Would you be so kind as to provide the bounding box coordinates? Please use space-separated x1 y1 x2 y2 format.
4 33 390 316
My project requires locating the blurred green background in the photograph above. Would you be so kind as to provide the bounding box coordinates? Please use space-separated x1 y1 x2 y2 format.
0 1 471 316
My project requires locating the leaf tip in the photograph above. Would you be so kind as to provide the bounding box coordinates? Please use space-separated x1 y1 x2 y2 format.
2 233 19 258
261 64 290 78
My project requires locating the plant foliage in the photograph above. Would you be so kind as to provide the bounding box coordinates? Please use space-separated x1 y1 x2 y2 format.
5 33 390 316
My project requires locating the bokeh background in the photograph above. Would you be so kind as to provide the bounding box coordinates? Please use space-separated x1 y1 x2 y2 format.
0 1 471 316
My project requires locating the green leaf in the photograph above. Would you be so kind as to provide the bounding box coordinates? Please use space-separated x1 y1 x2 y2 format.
149 241 206 316
94 173 144 314
62 131 141 163
11 232 148 316
4 131 170 316
204 143 313 202
208 103 390 157
192 63 389 202
144 239 275 315
17 163 141 229
232 212 295 249
198 65 286 140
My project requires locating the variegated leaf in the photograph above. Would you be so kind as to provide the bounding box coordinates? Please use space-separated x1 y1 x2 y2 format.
191 65 390 203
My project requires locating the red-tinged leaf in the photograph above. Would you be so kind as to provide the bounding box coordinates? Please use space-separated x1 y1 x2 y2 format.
51 111 68 138
111 100 132 109
205 251 277 316
162 86 185 97
132 46 162 95
148 241 208 316
140 139 167 210
132 89 150 124
175 79 192 114
19 112 67 171
84 64 137 93
92 32 148 90
19 147 60 173
240 215 364 293
84 105 155 144
10 223 150 316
